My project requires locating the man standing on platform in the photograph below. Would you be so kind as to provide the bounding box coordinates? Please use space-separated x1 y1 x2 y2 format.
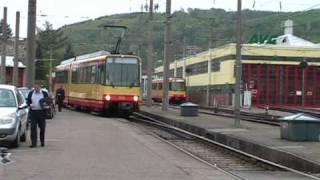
56 85 65 112
27 81 48 148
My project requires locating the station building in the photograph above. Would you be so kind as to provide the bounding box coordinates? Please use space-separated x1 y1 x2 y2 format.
154 40 320 108
0 56 25 86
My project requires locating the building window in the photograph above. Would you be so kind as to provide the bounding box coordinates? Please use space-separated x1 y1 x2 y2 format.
176 67 183 77
211 60 221 72
169 69 174 77
186 61 208 75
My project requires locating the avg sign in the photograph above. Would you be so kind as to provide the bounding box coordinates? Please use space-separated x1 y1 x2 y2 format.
249 34 278 44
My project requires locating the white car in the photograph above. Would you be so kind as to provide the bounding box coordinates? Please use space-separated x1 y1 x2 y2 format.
0 85 28 147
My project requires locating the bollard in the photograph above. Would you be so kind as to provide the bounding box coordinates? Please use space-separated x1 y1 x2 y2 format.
265 106 269 115
213 104 219 114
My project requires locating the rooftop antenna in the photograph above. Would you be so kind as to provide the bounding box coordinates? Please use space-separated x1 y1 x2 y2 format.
103 25 127 54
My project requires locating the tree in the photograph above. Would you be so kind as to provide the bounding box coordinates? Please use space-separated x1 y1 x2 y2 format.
35 21 73 82
64 43 75 59
0 19 13 39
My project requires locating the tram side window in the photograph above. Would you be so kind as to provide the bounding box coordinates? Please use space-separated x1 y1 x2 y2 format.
158 83 162 90
152 83 157 90
56 71 68 83
85 66 91 83
72 68 78 83
98 64 106 84
78 67 84 83
91 66 96 84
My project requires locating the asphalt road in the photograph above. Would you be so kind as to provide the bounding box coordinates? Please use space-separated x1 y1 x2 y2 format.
0 109 234 180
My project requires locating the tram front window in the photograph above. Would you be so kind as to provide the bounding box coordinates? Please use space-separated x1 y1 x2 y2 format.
169 82 186 91
106 57 139 87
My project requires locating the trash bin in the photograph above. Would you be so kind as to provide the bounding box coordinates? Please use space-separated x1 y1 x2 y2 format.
279 113 320 141
180 102 199 116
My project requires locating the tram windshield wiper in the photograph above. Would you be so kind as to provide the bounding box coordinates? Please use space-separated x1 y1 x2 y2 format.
110 82 115 88
129 82 135 88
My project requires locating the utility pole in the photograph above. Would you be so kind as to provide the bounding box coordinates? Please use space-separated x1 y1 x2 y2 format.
302 68 305 107
300 58 308 107
207 19 215 107
234 0 242 127
13 11 20 86
182 38 186 79
25 0 37 88
1 7 7 84
49 48 53 94
162 0 172 111
146 0 154 106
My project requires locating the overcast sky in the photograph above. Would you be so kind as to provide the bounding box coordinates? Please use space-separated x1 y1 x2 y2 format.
1 0 319 37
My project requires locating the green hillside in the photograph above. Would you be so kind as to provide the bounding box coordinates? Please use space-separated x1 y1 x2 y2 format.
61 8 320 69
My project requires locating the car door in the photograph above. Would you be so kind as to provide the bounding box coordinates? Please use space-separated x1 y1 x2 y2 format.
15 90 28 130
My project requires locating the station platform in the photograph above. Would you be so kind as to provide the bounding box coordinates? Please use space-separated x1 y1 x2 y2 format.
141 105 320 173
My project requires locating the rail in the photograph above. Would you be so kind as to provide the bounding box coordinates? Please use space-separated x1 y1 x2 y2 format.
152 103 281 126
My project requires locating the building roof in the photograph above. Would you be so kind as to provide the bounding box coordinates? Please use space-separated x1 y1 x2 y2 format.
0 56 26 68
275 34 320 47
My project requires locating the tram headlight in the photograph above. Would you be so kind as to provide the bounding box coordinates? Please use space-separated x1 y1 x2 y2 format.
105 95 111 101
133 96 139 102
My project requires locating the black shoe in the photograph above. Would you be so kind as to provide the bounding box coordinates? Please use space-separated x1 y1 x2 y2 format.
29 145 36 148
41 143 45 147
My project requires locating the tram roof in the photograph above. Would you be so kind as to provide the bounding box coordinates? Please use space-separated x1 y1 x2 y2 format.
58 50 140 68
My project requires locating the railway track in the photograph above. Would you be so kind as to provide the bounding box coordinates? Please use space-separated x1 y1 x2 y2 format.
169 105 281 126
129 112 320 180
267 106 320 118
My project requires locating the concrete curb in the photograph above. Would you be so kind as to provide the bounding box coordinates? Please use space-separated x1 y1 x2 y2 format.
140 110 320 173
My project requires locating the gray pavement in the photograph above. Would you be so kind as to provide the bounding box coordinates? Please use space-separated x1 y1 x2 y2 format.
1 109 234 180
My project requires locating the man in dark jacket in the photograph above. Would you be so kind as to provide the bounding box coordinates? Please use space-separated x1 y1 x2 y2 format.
55 85 65 112
26 81 49 148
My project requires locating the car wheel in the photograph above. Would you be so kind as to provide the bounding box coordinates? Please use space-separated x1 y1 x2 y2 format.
12 131 20 148
20 131 26 142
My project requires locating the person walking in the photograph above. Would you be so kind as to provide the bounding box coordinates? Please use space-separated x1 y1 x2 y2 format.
27 81 49 148
56 85 65 112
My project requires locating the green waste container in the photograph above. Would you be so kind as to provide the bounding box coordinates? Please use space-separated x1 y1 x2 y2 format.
279 113 320 141
180 102 199 116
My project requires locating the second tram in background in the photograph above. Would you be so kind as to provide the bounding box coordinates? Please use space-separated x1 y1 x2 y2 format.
54 51 141 114
148 77 187 104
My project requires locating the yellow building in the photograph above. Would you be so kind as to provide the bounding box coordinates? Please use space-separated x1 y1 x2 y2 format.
154 43 320 107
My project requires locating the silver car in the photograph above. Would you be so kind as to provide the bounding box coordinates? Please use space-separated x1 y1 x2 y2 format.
0 85 28 147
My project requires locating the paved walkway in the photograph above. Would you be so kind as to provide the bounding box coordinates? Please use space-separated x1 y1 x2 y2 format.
2 109 233 180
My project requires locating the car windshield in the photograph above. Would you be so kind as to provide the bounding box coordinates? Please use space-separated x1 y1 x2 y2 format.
0 89 16 107
106 57 139 87
169 82 186 91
